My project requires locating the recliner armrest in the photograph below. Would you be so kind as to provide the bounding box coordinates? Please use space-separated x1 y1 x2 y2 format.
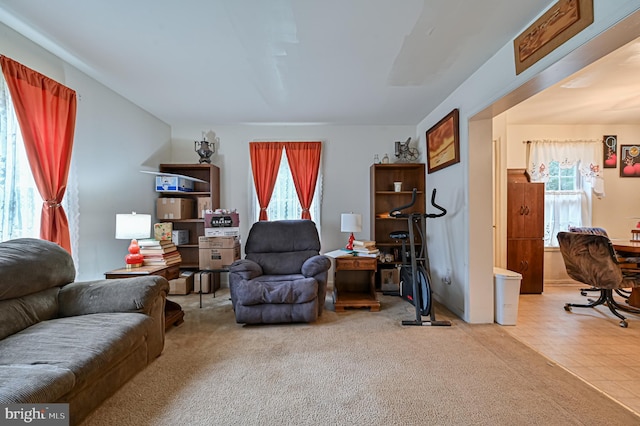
301 255 331 277
57 276 169 317
229 259 263 280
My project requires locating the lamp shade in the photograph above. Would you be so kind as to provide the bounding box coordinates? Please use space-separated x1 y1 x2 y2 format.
115 213 151 240
340 213 362 233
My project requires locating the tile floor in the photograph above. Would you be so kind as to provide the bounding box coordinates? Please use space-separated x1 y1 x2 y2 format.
505 284 640 415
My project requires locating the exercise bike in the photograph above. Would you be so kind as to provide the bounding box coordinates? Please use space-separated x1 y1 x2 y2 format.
389 188 451 326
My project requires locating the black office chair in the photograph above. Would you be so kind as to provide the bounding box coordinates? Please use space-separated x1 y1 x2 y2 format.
558 231 640 327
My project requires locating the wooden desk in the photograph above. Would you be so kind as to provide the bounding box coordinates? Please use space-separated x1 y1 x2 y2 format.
611 241 640 307
333 256 380 312
105 265 184 330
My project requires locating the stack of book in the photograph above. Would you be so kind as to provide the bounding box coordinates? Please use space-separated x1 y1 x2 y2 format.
138 239 182 266
351 240 379 257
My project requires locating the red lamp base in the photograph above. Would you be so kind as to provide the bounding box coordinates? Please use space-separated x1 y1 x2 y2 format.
345 232 355 250
125 239 144 268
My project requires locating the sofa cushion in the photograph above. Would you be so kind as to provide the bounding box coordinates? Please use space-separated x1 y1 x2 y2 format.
0 238 75 301
0 364 75 404
0 312 151 393
235 275 318 306
0 287 59 340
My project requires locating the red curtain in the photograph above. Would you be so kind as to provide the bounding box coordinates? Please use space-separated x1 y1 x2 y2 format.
249 142 284 221
284 142 321 220
1 56 77 252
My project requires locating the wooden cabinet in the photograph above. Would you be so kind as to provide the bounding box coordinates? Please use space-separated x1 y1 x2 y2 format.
370 163 425 266
158 164 220 269
333 256 379 312
507 169 544 294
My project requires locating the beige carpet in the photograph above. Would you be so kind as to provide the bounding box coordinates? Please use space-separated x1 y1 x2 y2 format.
80 289 639 425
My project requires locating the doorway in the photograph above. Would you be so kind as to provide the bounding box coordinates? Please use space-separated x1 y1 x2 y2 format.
477 9 640 272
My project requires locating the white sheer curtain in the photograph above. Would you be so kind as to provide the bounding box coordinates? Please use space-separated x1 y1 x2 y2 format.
0 78 40 241
528 139 601 247
543 191 588 246
528 139 602 183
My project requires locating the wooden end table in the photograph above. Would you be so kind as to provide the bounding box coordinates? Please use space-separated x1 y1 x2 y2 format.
104 264 184 330
333 256 380 312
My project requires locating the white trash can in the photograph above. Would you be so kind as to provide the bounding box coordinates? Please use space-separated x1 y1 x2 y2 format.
493 267 522 325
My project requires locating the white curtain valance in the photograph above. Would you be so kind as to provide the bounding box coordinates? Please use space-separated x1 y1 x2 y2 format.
527 139 602 183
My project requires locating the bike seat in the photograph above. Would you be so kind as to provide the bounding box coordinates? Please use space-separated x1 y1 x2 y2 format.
389 231 409 240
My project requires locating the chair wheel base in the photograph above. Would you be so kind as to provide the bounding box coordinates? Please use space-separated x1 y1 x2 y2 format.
564 304 572 312
620 320 628 328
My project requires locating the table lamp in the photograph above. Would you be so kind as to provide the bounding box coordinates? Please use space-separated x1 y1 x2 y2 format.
115 212 151 268
341 213 362 250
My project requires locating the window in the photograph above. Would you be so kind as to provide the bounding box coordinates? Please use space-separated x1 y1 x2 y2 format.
542 161 584 247
250 149 323 227
528 140 601 247
0 72 79 266
545 160 579 191
266 151 319 221
0 75 41 241
250 142 322 230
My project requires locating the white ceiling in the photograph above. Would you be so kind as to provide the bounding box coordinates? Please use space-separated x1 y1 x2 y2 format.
507 35 640 125
0 0 558 126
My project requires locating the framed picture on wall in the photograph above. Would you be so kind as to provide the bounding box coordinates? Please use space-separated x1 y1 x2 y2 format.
426 108 459 174
603 135 617 168
619 145 640 177
513 0 594 74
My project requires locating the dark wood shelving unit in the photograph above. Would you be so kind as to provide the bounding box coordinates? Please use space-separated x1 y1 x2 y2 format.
370 163 426 289
370 163 426 258
158 163 220 270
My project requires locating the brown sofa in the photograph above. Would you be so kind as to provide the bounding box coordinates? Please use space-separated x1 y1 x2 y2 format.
0 238 169 425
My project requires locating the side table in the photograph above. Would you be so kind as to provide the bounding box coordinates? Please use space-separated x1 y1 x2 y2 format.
333 256 380 312
105 265 184 330
196 268 228 308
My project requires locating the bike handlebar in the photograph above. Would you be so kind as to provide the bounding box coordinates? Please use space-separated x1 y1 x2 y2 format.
389 188 447 219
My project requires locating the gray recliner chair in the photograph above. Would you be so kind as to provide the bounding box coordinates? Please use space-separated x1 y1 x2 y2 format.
228 220 331 324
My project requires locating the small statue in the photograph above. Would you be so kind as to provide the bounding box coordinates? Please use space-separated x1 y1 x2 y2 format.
195 139 214 164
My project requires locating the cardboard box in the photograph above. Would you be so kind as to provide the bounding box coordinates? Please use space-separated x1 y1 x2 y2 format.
198 236 240 249
380 267 400 292
198 238 240 269
169 271 194 295
157 198 194 220
204 227 240 237
154 222 172 241
172 229 189 245
197 197 212 218
204 212 240 228
194 272 210 293
193 271 221 294
155 175 194 192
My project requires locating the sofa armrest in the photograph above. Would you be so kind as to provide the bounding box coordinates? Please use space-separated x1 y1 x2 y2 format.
58 276 170 317
229 259 263 280
301 255 331 277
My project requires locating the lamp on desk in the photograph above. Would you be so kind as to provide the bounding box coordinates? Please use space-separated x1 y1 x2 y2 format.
115 212 151 268
341 213 362 250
